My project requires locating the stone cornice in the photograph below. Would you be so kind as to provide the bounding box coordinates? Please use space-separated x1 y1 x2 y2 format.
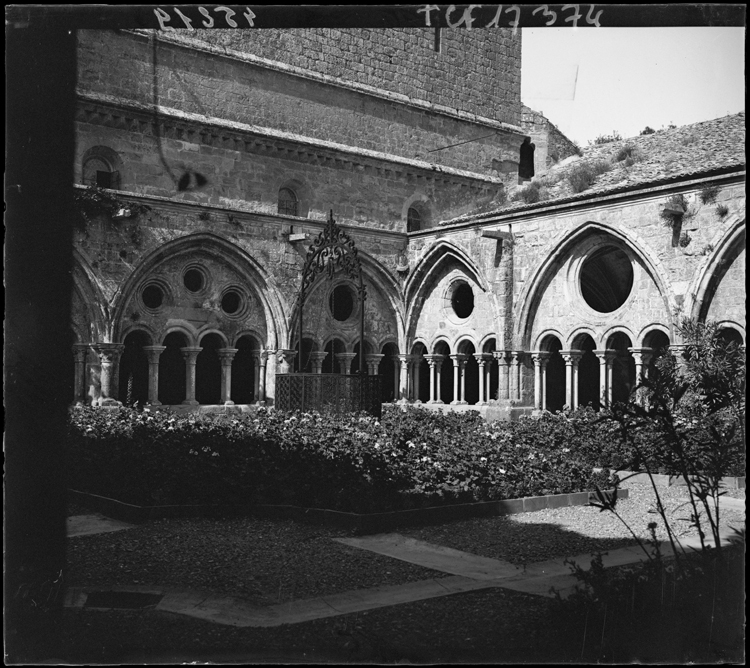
72 183 408 244
76 92 506 188
126 29 526 138
423 168 746 236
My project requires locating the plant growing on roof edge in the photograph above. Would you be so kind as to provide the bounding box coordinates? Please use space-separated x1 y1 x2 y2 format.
659 194 688 229
716 204 729 219
74 185 151 227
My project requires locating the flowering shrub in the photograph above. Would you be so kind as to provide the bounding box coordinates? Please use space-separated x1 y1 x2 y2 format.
67 405 620 513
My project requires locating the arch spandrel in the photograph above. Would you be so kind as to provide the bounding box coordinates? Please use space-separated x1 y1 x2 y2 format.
519 222 673 352
110 232 286 349
404 239 495 350
687 220 745 328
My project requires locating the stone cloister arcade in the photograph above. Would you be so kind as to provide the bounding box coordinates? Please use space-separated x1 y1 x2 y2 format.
71 218 746 415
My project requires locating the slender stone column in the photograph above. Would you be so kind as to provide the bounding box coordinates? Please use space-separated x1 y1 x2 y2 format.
531 352 550 410
310 351 329 374
474 353 493 405
276 349 297 374
628 347 653 405
510 351 525 403
561 351 583 410
411 355 423 402
92 343 125 406
594 350 618 408
257 350 269 404
396 354 410 402
336 352 357 375
449 354 468 405
493 351 511 402
540 356 550 411
142 345 166 406
365 353 384 376
392 357 400 399
180 347 201 406
424 354 445 404
72 343 89 405
218 348 238 405
251 351 261 401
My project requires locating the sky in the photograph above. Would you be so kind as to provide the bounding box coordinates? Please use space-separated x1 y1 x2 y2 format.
521 27 745 146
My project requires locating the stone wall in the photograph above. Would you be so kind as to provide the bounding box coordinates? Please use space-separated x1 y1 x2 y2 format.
77 31 523 180
521 105 581 172
509 181 746 349
190 28 522 126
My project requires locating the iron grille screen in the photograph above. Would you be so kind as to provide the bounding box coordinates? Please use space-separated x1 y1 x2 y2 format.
275 374 381 417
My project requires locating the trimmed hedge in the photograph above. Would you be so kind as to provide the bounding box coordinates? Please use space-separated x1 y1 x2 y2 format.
67 405 618 513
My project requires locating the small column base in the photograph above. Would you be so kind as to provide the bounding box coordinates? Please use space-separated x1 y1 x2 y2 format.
428 399 444 405
182 400 199 406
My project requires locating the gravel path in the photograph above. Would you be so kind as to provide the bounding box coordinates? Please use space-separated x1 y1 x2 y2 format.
68 481 744 606
66 518 449 605
401 482 745 566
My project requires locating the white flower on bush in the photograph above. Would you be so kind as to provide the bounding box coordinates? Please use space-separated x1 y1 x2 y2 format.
480 456 487 463
498 468 506 475
407 440 415 448
562 447 570 453
374 442 381 449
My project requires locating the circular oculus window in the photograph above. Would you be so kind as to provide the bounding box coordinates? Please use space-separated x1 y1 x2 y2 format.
329 285 355 322
221 290 242 315
183 268 205 293
451 282 474 319
580 245 633 313
141 284 164 309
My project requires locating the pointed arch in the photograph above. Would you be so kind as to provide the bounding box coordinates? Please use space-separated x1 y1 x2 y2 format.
287 246 404 351
110 232 287 349
686 217 745 323
516 222 674 349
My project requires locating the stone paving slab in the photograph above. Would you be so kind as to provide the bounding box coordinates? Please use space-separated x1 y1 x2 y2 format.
335 533 521 580
67 514 136 538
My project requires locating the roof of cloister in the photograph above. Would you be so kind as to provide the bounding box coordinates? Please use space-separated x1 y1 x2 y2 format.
442 112 745 225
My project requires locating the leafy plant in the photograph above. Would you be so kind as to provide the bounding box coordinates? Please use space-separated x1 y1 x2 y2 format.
591 131 622 145
594 319 745 564
567 160 612 193
699 185 720 204
678 232 691 248
716 204 729 219
511 180 546 205
553 320 746 660
659 194 688 229
613 144 642 167
639 126 656 136
73 186 151 227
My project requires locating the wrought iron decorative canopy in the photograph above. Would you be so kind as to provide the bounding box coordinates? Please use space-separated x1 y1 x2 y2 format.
297 210 366 374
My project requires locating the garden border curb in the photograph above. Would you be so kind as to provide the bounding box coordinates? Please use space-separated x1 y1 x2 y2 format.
594 469 746 489
68 487 628 533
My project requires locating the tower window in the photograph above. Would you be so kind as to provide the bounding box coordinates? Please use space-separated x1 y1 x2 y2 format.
519 137 536 181
278 188 298 216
